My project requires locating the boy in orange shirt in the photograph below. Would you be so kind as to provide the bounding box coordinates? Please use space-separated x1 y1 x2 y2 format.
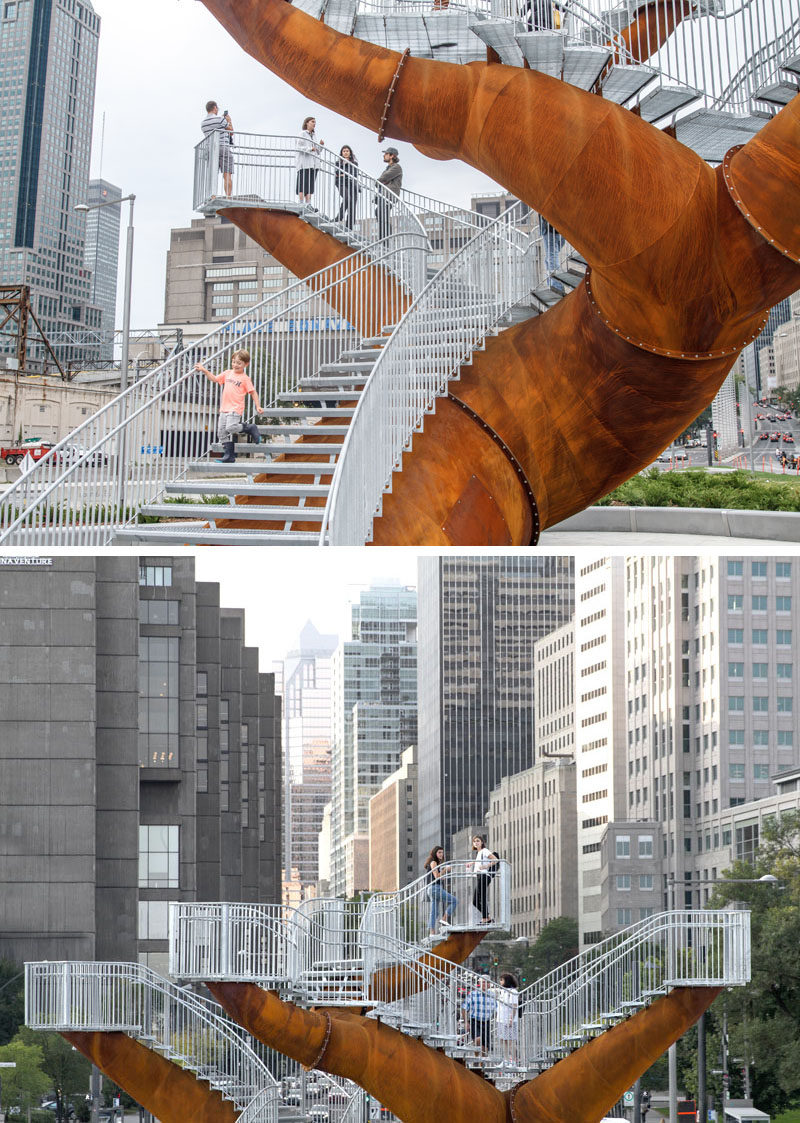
195 349 264 463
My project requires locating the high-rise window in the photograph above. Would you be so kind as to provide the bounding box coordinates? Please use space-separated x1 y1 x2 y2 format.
138 825 179 888
138 636 180 766
139 565 172 587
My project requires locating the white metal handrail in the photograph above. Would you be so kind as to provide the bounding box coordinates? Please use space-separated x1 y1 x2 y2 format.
321 199 536 544
170 862 511 985
0 237 424 546
195 131 430 268
25 961 280 1122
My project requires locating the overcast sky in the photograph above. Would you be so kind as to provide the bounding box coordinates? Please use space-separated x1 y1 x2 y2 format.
89 0 502 329
193 546 422 670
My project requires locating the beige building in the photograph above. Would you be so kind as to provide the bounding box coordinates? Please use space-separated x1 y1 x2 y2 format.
344 835 370 899
0 371 117 447
486 757 577 939
369 746 418 891
534 619 575 757
773 318 800 392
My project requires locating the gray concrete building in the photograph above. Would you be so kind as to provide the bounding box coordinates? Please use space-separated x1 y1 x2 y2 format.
0 0 103 368
416 556 574 866
486 756 578 939
0 555 281 975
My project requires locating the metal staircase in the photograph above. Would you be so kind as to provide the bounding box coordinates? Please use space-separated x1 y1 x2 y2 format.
295 0 797 164
25 961 281 1123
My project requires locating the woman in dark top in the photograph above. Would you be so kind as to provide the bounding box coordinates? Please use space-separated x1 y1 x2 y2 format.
335 145 360 229
423 845 458 936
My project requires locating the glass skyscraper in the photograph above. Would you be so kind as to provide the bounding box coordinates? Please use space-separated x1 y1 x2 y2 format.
329 584 418 896
416 556 575 863
84 178 121 360
282 620 338 900
0 0 102 369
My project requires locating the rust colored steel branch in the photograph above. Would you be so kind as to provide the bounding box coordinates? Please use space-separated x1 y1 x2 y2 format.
200 0 800 353
617 0 695 64
206 983 507 1123
64 1031 238 1123
368 929 488 1002
511 987 721 1123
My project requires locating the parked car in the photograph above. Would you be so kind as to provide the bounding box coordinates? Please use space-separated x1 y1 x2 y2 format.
770 433 781 441
40 1101 76 1119
759 432 770 440
1 438 54 465
783 434 795 443
56 444 109 467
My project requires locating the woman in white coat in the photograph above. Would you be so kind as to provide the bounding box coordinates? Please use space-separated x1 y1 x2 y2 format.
296 115 324 207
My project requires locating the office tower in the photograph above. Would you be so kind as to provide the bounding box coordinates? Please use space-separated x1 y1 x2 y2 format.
573 556 629 944
0 556 281 974
0 0 103 367
164 214 305 325
416 556 574 864
485 755 577 938
329 584 417 897
282 620 338 901
84 178 122 359
369 745 418 892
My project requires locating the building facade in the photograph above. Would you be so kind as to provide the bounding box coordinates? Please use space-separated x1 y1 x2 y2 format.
329 584 417 897
416 556 575 867
282 620 338 902
368 745 418 892
0 0 103 369
486 756 578 938
0 555 281 974
83 178 122 359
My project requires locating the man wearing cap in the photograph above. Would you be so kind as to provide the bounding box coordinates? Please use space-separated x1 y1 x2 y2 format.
376 147 402 241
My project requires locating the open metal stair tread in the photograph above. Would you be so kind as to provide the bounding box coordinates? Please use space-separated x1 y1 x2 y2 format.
782 53 800 77
469 19 526 67
516 30 565 76
637 83 701 121
258 425 352 437
141 503 327 522
264 406 356 417
674 108 765 162
562 45 611 90
276 390 362 401
189 460 338 476
600 64 656 104
115 526 321 544
753 79 798 106
165 481 331 497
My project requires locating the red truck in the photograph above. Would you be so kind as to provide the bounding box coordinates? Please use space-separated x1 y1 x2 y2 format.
1 438 55 465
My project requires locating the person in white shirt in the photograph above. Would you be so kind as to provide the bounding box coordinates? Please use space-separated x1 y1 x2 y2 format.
496 972 519 1065
471 834 498 923
296 115 324 207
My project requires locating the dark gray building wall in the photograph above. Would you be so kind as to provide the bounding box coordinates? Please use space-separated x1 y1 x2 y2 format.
94 558 140 962
241 646 261 901
220 610 245 901
0 558 100 964
196 581 223 902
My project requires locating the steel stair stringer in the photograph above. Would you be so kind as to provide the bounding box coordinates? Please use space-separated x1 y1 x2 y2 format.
64 1030 240 1123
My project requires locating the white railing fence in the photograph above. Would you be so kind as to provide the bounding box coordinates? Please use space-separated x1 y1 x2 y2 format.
0 238 424 546
25 961 280 1123
518 909 750 1060
321 199 537 544
170 862 511 985
195 131 430 258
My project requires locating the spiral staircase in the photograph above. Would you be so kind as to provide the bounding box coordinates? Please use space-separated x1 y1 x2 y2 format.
0 0 796 546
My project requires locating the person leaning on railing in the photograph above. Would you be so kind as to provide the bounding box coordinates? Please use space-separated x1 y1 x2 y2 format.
423 845 457 936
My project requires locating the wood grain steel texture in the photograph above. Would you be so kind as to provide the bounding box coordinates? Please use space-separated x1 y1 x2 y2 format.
199 0 800 539
206 981 719 1123
64 1031 239 1123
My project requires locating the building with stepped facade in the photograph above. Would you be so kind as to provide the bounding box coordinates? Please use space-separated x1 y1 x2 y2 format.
0 555 281 974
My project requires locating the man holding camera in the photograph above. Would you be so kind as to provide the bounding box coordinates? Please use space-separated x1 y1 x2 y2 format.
201 100 234 198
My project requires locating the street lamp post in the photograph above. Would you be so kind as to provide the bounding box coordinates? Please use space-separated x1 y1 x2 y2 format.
74 193 136 517
666 875 780 1123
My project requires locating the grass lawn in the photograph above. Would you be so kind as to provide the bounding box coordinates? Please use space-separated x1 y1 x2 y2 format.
597 469 800 511
774 1111 800 1123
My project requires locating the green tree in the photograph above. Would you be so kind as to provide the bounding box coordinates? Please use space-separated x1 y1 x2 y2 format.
0 962 25 1045
0 1038 51 1114
700 812 800 1116
496 917 579 985
15 1028 91 1121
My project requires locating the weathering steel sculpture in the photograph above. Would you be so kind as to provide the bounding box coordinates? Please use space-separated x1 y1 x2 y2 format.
195 0 800 543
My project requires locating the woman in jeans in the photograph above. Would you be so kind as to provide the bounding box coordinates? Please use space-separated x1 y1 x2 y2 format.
423 845 457 936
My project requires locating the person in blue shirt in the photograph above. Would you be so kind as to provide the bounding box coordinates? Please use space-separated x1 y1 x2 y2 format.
461 975 497 1054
